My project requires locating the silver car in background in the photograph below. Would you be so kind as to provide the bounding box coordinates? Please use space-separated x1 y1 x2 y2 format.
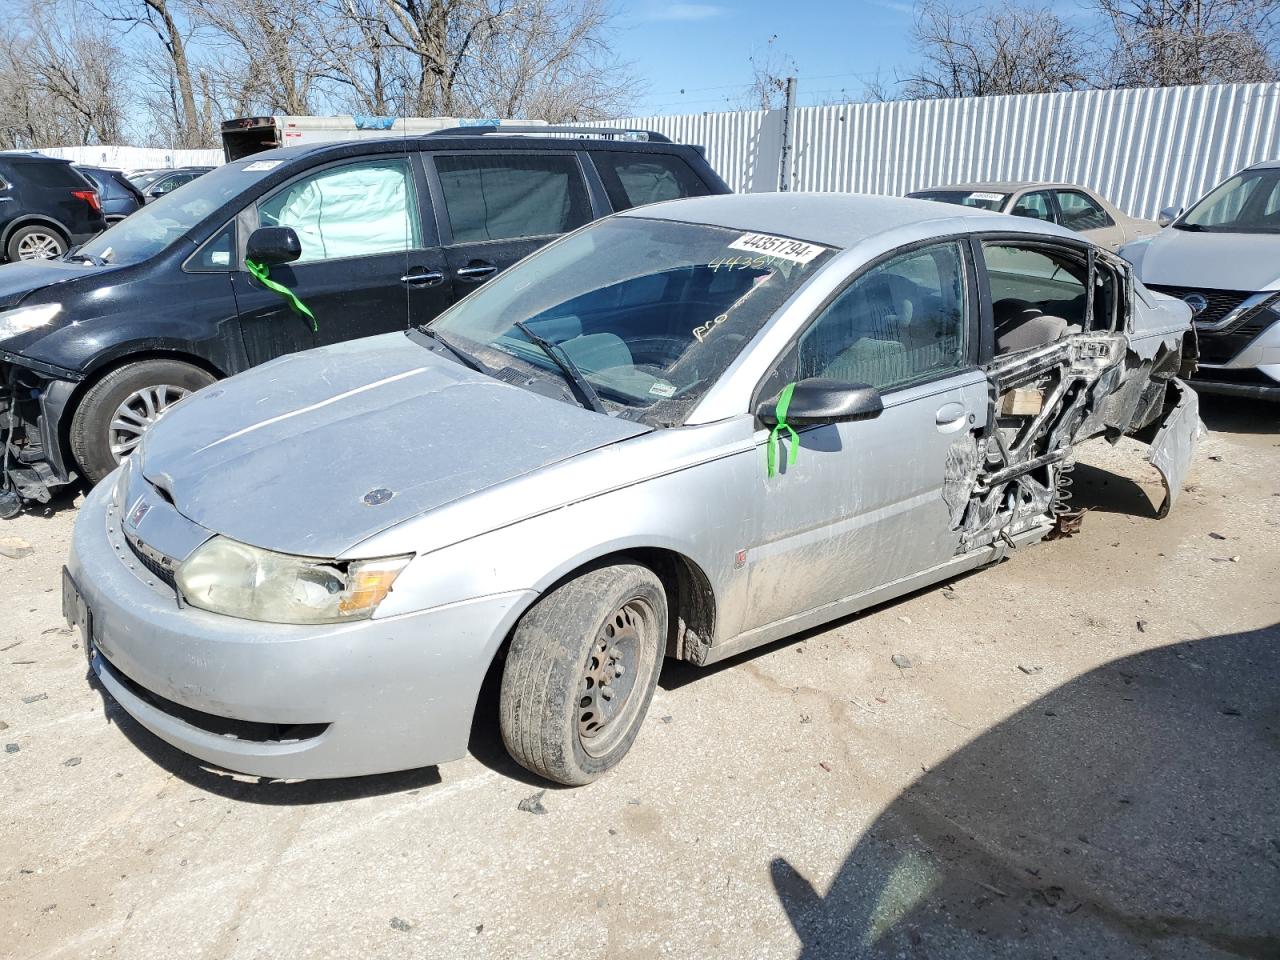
1121 159 1280 400
65 194 1198 786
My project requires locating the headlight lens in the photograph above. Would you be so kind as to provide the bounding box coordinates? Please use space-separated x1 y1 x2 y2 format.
0 303 60 339
176 536 411 624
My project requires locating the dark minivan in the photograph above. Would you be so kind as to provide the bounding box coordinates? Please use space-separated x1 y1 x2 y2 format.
0 153 107 262
0 128 727 512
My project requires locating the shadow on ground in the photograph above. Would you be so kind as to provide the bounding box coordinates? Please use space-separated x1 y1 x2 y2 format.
1196 393 1280 436
769 624 1280 959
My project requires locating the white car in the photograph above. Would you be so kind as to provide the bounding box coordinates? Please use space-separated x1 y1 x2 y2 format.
1121 160 1280 400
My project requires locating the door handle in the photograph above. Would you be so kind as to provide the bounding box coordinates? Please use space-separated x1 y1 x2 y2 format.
935 402 968 432
401 270 444 287
456 262 497 281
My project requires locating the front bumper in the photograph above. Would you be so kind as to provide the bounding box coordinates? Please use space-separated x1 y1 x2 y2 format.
68 478 533 779
1 356 80 504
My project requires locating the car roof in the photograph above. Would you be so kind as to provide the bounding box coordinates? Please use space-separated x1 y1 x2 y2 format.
911 181 1081 193
1245 158 1280 170
620 192 1079 248
241 133 701 165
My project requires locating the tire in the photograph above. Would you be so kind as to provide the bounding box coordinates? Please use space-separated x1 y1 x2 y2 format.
7 225 68 262
70 359 216 483
500 562 667 785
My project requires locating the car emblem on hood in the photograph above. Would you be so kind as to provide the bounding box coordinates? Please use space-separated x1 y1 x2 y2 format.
128 499 151 527
1182 293 1208 316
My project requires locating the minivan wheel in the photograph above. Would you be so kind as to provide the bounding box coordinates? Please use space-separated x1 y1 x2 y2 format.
500 562 667 785
8 225 67 261
70 359 216 483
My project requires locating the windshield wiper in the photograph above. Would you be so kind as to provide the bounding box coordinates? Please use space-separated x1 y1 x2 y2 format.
511 320 608 414
1172 222 1206 231
416 327 490 375
64 252 107 265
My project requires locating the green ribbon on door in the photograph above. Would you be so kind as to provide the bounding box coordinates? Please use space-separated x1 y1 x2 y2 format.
766 381 799 478
246 258 317 332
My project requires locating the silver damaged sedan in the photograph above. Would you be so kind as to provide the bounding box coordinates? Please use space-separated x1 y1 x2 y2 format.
66 194 1200 784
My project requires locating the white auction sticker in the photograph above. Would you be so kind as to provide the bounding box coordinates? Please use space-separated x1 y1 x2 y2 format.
243 160 284 172
968 191 1005 202
728 233 825 264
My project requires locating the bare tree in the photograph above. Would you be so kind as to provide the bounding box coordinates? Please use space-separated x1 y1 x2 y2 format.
0 2 128 149
735 35 797 110
98 0 206 145
1097 0 1279 86
190 0 319 115
901 0 1096 98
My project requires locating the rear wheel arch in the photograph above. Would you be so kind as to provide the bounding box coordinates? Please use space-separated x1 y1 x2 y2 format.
1 215 69 249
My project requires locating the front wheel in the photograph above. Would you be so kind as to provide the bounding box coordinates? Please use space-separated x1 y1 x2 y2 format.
70 359 216 483
500 562 667 785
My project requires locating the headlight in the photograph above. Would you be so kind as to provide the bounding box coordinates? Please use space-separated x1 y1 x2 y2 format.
0 303 60 339
176 536 411 624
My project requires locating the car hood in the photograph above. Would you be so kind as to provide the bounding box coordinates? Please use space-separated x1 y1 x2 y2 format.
0 257 126 312
1123 229 1280 291
139 333 652 557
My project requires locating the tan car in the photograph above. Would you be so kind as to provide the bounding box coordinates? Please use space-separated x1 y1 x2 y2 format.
908 181 1158 250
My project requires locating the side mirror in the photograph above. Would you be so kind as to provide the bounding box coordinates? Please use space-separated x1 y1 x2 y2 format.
245 226 301 266
1157 206 1181 228
757 378 884 427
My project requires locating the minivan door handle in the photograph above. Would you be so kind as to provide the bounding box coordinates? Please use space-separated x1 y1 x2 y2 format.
935 402 968 432
456 261 497 282
401 269 444 287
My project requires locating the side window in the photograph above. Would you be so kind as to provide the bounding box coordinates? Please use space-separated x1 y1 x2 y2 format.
984 243 1088 354
1009 190 1055 222
792 242 969 391
433 153 591 243
187 221 235 272
257 158 421 264
1055 190 1114 231
592 152 711 210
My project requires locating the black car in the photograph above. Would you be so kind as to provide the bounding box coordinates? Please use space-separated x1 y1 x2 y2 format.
129 166 214 204
0 127 728 513
0 153 107 263
75 166 147 223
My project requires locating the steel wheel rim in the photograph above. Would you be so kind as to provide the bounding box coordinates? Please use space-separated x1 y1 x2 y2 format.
108 384 190 461
17 231 62 260
577 597 658 758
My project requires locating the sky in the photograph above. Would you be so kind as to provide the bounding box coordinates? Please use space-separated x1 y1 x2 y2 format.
612 0 923 115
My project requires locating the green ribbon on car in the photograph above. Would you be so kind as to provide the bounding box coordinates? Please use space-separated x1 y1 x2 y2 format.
766 381 799 478
246 258 317 332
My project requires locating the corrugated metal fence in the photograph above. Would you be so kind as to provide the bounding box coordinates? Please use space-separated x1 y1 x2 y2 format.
37 145 223 170
590 83 1280 220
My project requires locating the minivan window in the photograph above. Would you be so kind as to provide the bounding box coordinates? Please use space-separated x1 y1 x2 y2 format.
78 161 263 265
593 152 710 210
257 158 421 263
434 154 591 243
429 217 833 422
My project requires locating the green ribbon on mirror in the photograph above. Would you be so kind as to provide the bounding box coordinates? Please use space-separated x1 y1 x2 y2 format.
246 258 317 332
766 381 799 478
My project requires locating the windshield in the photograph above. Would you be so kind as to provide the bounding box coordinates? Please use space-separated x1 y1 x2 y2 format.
911 189 1008 212
77 162 259 265
428 216 835 425
1179 168 1280 233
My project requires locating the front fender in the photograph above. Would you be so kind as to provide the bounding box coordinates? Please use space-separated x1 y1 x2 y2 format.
369 447 758 644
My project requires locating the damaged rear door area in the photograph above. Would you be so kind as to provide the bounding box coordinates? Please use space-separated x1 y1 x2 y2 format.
947 236 1198 553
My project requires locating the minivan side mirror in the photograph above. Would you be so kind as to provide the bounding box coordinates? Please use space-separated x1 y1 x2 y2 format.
757 378 884 427
1157 205 1181 228
245 226 302 266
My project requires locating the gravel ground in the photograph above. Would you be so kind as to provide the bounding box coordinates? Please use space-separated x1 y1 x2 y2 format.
1 394 1277 960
